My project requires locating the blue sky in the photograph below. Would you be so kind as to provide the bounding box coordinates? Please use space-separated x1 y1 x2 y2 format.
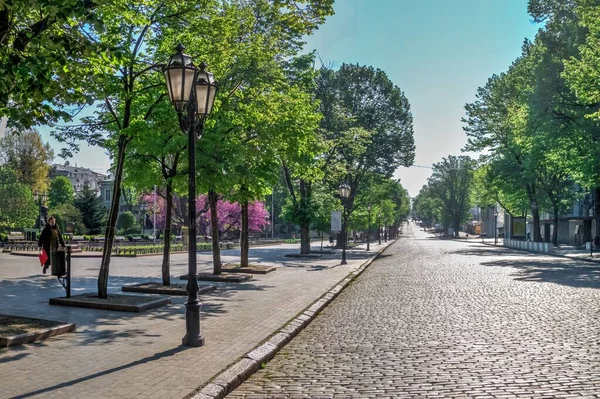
305 0 541 196
40 0 540 195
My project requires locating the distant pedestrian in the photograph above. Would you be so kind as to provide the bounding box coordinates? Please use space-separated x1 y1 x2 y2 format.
38 216 65 274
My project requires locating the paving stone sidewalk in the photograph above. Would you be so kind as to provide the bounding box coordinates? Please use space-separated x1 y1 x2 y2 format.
0 242 388 399
229 224 600 398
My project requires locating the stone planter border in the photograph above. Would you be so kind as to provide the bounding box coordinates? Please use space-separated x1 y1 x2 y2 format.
49 294 171 312
122 282 216 296
180 273 253 283
0 322 76 348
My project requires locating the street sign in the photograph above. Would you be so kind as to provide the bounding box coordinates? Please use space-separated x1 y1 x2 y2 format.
331 211 342 232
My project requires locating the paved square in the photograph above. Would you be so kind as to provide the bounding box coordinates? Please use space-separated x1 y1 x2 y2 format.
0 243 384 399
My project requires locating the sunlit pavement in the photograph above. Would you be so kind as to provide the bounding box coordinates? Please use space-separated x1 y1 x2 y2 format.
229 223 600 398
0 241 388 399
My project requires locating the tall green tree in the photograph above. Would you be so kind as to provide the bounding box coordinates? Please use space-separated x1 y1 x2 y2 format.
413 185 441 228
426 155 475 237
51 203 85 234
316 63 415 249
0 166 37 230
463 42 546 241
0 128 53 193
48 176 74 208
74 185 107 234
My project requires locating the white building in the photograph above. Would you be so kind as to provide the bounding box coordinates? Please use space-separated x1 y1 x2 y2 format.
49 163 108 193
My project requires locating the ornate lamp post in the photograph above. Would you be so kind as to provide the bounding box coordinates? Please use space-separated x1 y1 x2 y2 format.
367 204 372 251
139 202 147 234
164 44 217 347
378 211 382 245
33 192 47 233
339 183 351 265
494 208 498 245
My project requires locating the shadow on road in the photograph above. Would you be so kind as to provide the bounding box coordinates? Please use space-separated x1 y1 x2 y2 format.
480 258 600 289
444 246 526 258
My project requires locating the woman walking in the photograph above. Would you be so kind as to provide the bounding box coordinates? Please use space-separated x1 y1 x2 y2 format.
38 216 65 274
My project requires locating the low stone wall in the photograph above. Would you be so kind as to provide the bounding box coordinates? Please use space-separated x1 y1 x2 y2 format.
504 239 554 254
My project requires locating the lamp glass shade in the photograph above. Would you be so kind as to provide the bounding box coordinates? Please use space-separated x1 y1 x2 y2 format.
339 183 350 199
164 45 196 112
194 66 217 117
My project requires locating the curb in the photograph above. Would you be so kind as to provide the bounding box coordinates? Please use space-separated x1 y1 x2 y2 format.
187 239 397 399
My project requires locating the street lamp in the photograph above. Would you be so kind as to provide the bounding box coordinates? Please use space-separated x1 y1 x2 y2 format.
164 43 217 347
494 208 498 245
339 183 351 265
33 192 47 233
378 212 382 245
139 202 147 234
367 204 372 251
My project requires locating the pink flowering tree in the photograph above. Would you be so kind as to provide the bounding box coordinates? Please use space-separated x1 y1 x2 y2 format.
204 199 269 236
140 193 268 237
139 193 209 233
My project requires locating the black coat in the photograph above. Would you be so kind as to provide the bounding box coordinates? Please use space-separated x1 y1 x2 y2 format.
38 225 65 255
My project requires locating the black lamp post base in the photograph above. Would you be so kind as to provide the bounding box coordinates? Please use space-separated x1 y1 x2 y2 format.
182 301 204 347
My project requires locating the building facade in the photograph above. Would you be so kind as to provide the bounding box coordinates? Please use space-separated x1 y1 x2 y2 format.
50 163 108 193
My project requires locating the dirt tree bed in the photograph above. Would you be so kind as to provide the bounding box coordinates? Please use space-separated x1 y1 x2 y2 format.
221 263 276 274
0 314 75 348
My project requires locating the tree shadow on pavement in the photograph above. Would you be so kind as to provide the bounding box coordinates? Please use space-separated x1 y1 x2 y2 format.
12 346 189 399
446 247 528 258
0 275 274 347
0 352 29 363
480 258 600 289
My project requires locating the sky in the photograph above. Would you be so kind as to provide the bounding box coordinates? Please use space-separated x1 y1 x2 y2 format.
38 0 541 191
304 0 541 197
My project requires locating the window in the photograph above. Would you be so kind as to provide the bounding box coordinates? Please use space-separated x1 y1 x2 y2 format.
105 190 111 201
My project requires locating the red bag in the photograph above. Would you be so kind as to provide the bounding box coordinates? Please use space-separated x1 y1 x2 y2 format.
39 249 48 266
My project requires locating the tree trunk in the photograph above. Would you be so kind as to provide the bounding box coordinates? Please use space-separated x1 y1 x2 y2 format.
552 203 559 247
300 222 310 254
240 199 249 268
532 208 542 242
320 232 323 251
594 187 600 246
208 189 221 275
162 183 173 286
98 135 128 298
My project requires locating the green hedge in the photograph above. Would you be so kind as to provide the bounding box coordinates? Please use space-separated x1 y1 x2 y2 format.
82 242 237 256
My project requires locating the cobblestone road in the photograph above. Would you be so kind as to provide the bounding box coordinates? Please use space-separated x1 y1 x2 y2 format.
228 224 600 398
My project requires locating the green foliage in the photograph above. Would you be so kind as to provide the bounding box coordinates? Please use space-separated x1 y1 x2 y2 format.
117 211 136 233
423 156 475 234
0 128 53 193
49 176 74 208
74 185 107 234
51 204 85 234
0 166 37 229
0 0 107 126
413 185 441 227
